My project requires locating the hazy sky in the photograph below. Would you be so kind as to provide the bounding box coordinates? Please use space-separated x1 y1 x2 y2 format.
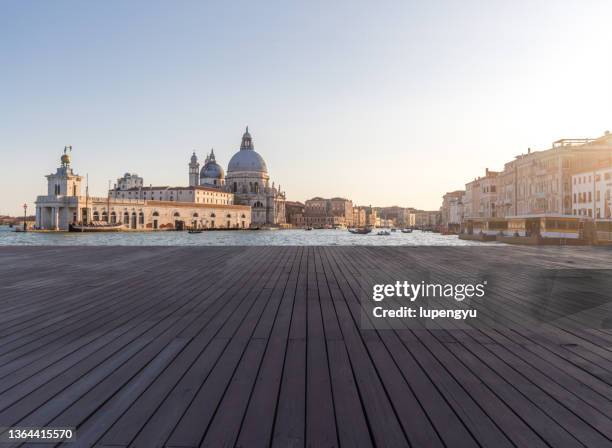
2 0 611 215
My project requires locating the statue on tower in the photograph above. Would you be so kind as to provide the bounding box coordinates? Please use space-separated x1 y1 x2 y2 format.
61 145 72 167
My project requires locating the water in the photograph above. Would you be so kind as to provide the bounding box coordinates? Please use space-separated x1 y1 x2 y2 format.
0 226 488 246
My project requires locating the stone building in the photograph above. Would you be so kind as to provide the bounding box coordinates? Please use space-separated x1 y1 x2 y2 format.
35 147 251 231
440 190 464 231
458 131 612 222
572 165 612 219
284 201 305 226
188 128 286 226
297 197 354 227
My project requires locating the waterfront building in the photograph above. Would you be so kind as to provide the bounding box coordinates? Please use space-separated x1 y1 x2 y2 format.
440 190 464 231
187 128 286 226
224 128 286 226
414 210 441 228
448 130 612 228
572 165 612 219
352 207 367 227
284 201 305 226
378 206 414 227
298 197 354 227
35 148 251 230
463 169 499 219
495 133 612 217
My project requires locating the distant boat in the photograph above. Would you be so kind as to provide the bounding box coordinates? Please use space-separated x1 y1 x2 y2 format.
348 227 372 235
377 230 391 236
391 228 397 232
69 222 124 232
305 226 313 231
401 228 413 233
188 228 203 234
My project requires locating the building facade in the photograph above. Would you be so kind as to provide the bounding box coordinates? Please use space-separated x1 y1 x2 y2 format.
188 128 286 226
572 166 612 219
450 131 612 227
440 190 464 231
284 201 305 226
35 147 251 231
303 197 354 227
297 197 354 227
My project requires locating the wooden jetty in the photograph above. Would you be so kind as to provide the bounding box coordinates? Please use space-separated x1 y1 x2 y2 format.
0 246 611 447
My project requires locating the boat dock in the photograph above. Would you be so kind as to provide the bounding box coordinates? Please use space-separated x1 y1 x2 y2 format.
0 246 611 447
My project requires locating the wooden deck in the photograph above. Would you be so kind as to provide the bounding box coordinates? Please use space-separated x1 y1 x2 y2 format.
0 246 611 448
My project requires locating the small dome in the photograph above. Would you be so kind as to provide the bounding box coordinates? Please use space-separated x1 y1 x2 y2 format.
200 149 225 180
190 151 198 163
201 161 224 179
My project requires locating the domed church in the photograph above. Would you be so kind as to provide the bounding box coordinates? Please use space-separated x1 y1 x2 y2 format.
188 127 286 226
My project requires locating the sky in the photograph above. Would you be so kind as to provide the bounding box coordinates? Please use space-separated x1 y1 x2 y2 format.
1 0 611 215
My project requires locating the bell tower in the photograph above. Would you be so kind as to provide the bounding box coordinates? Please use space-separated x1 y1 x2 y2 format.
189 151 200 186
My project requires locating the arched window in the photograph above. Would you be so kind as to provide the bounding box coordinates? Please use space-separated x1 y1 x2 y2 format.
253 201 264 208
233 182 237 192
152 211 159 217
139 212 144 224
102 211 108 222
93 211 99 221
123 212 129 224
173 212 180 217
193 213 199 218
226 214 231 218
254 183 259 193
241 214 246 218
110 212 117 224
210 213 216 218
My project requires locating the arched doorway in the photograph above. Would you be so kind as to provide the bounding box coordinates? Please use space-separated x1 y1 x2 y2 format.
174 212 184 231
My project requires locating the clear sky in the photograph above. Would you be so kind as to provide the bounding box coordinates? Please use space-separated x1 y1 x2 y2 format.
1 0 611 215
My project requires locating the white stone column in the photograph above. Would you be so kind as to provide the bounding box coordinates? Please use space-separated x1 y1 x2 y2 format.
53 207 59 230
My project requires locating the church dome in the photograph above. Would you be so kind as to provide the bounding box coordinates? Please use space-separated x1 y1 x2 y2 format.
200 149 225 180
227 127 268 173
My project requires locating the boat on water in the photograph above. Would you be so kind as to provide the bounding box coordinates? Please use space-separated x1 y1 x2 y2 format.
69 222 124 232
391 228 397 232
348 227 372 235
401 228 413 233
188 228 203 234
305 227 313 231
377 230 391 236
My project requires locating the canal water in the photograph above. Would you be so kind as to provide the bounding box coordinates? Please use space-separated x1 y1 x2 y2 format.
0 226 488 246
